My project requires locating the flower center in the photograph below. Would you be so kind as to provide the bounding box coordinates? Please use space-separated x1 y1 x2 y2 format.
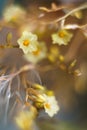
32 48 40 56
45 103 51 109
58 31 65 38
23 40 30 46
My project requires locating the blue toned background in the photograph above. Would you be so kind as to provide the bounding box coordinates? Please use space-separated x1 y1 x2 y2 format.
0 0 8 17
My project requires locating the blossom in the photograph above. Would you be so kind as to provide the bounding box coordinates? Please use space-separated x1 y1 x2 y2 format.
17 31 38 54
43 94 59 117
52 29 73 45
24 42 47 63
3 4 26 22
15 108 36 130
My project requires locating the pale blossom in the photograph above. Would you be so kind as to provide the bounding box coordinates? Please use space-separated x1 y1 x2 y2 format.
24 42 47 63
43 94 59 117
3 4 26 22
17 31 38 54
15 109 35 130
52 29 73 45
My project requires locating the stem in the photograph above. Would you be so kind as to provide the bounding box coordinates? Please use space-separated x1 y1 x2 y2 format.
55 3 87 23
11 64 35 79
3 64 35 83
65 30 84 62
42 3 87 24
0 44 19 49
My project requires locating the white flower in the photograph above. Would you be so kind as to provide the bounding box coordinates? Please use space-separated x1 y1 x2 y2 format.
43 94 59 117
3 4 26 22
52 29 73 45
17 31 38 54
24 42 47 63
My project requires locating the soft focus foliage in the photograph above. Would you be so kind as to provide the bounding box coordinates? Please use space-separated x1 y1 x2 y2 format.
0 1 87 130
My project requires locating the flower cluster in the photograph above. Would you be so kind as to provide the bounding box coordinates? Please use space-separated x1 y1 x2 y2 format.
24 42 47 63
34 85 60 117
0 67 59 121
0 2 87 130
18 31 47 63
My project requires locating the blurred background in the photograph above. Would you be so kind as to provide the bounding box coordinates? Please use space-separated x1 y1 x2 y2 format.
0 0 87 130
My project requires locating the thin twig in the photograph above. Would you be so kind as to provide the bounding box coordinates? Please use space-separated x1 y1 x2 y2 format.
41 3 87 25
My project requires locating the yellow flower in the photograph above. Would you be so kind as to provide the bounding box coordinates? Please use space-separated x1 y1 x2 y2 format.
3 4 26 22
24 42 47 63
17 31 38 54
52 29 73 45
43 94 59 117
47 45 59 63
15 108 36 130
